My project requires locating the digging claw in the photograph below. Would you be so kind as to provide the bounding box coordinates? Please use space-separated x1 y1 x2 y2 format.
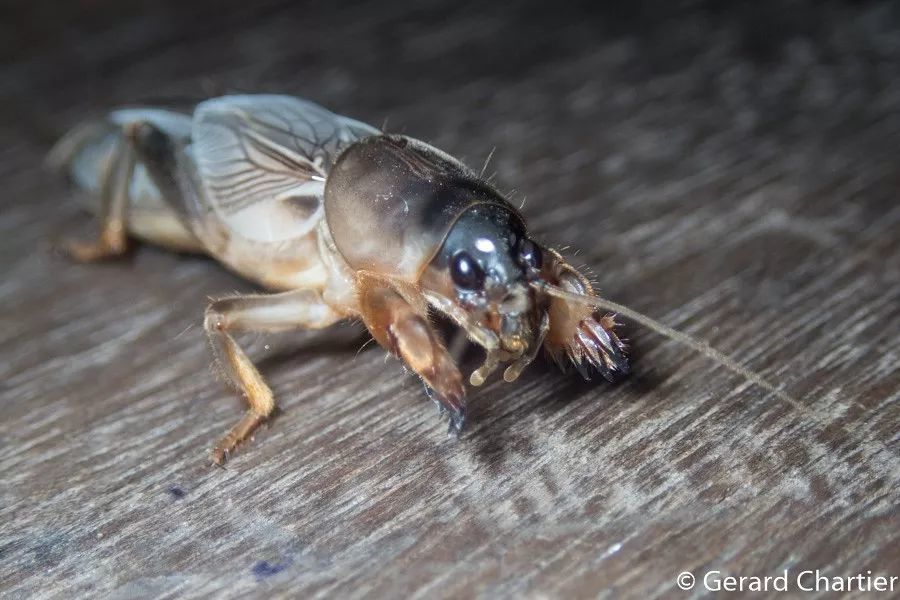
423 382 466 434
566 316 630 382
447 405 466 436
573 359 593 381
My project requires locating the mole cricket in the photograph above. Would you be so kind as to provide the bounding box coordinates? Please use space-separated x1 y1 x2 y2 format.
49 94 789 464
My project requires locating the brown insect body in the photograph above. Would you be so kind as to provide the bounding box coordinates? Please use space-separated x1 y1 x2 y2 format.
50 94 783 464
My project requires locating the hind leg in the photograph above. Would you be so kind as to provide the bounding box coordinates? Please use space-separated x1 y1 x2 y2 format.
62 137 136 262
60 112 203 260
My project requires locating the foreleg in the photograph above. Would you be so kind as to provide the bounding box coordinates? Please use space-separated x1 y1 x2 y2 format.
541 248 629 381
357 274 466 432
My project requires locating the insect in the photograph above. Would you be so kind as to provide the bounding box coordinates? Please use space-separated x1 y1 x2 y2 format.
49 94 789 464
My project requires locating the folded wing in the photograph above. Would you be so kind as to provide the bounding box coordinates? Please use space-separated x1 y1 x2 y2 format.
192 94 379 243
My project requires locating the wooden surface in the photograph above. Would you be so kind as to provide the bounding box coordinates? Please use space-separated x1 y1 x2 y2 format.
2 1 898 598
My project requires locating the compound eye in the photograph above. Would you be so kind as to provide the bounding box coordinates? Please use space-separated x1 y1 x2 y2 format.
450 251 485 290
517 238 543 271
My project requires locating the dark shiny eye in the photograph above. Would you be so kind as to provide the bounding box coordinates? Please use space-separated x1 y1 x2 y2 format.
450 251 485 290
517 238 543 271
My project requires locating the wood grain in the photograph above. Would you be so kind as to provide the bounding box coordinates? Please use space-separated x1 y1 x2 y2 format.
1 1 898 598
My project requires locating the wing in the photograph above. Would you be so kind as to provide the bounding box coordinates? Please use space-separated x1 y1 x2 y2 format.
192 95 379 243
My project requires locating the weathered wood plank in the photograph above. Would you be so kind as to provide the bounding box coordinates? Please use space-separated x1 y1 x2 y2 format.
1 1 898 598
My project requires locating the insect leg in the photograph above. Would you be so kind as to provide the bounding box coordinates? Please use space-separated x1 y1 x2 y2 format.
357 274 466 432
204 290 343 464
61 136 136 261
541 248 629 381
123 118 223 254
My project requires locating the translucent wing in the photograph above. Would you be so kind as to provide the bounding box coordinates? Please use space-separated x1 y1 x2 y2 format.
192 95 379 243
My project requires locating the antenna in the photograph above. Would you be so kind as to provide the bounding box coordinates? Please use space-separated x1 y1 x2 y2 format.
533 282 799 408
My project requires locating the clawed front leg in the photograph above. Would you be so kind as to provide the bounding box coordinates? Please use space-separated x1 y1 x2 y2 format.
542 248 629 381
204 289 342 464
358 274 466 432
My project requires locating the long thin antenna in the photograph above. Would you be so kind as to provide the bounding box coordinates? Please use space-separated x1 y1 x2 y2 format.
534 282 799 409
